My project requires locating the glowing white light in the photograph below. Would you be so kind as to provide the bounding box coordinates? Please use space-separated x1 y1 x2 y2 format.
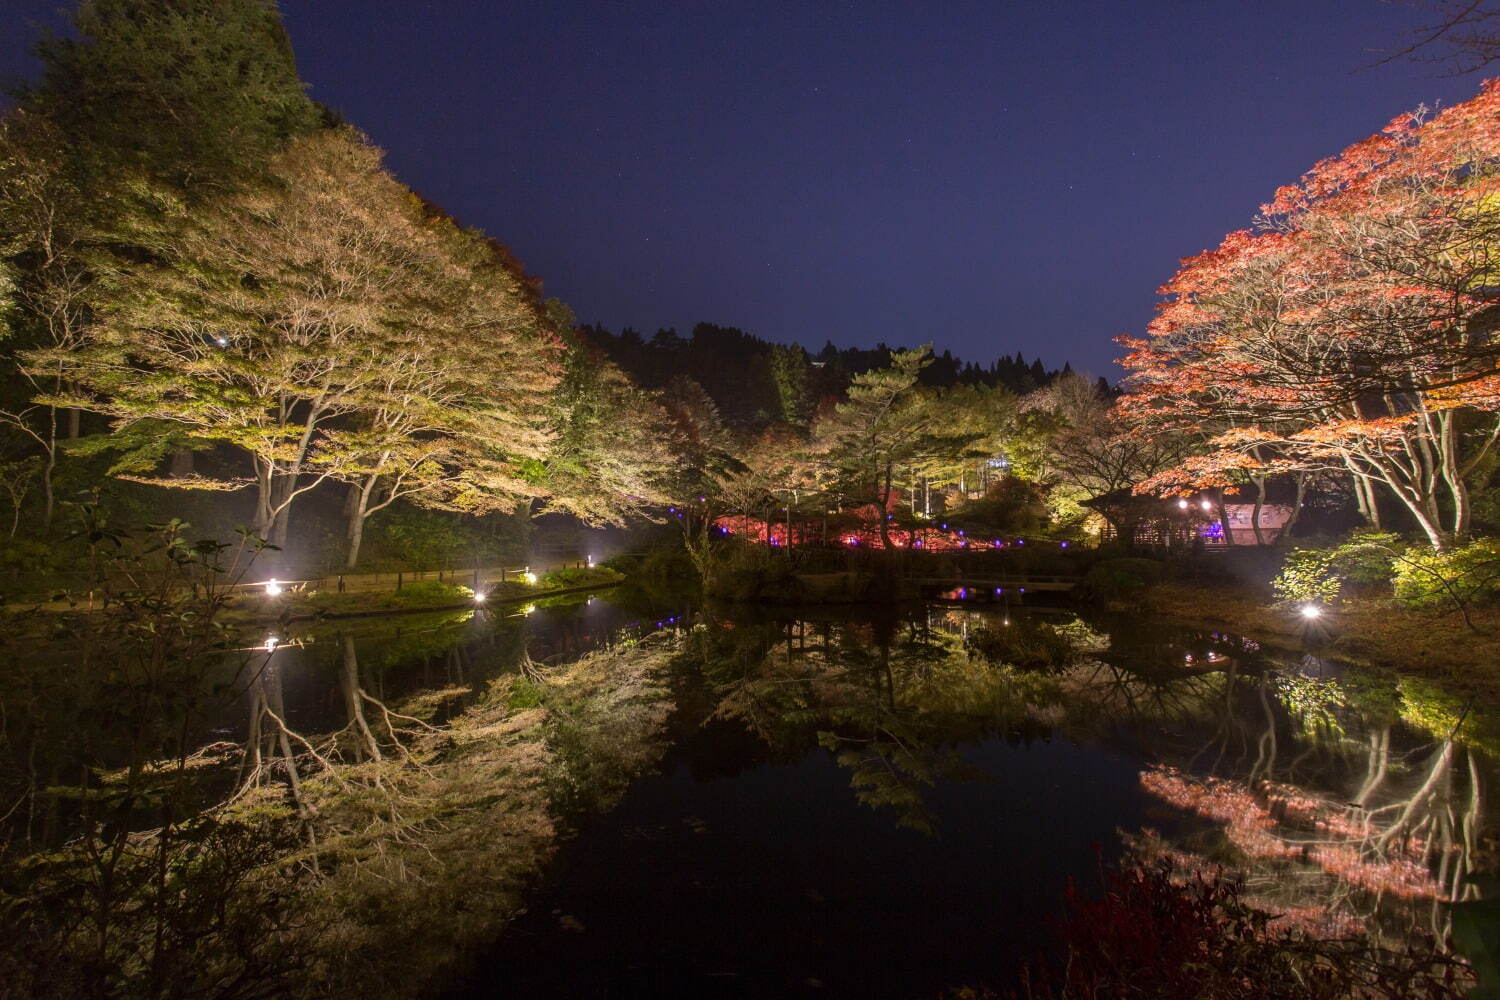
1177 499 1189 510
264 579 283 597
215 336 229 347
522 571 538 585
473 591 487 603
264 636 279 652
1201 499 1213 511
1300 604 1322 620
586 556 594 567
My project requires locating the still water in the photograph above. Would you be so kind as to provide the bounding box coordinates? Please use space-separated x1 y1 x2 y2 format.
254 589 1494 997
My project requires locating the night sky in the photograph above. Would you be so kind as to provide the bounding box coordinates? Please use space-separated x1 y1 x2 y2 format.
2 1 1491 376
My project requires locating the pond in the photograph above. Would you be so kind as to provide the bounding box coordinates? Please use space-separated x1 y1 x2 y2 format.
12 586 1487 996
243 589 1496 997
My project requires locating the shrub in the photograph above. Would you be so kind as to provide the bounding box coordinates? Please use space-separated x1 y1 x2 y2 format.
1272 549 1342 604
540 566 624 589
1074 557 1162 606
1392 538 1500 611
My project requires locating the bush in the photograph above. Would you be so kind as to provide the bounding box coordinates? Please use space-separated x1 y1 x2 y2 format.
540 566 624 590
1074 557 1162 606
1272 532 1406 605
1393 538 1500 610
1272 549 1343 604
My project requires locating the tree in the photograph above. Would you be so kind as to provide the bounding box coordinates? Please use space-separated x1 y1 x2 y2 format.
0 0 322 534
41 129 559 561
1023 373 1191 540
1121 81 1500 549
529 321 678 526
812 346 934 548
21 0 320 193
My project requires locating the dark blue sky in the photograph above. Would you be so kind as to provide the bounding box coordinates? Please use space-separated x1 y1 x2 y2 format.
3 1 1490 376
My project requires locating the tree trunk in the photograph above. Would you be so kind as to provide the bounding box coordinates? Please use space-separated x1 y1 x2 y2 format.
344 479 377 570
879 462 894 550
1250 476 1266 546
1279 472 1308 543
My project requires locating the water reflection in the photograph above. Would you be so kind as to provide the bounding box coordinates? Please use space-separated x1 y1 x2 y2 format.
676 601 1496 951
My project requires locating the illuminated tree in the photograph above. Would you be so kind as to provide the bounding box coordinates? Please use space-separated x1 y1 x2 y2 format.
1122 81 1500 549
40 129 560 556
812 346 934 547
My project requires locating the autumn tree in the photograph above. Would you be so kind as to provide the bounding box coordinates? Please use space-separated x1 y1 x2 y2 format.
40 129 560 561
1122 80 1500 549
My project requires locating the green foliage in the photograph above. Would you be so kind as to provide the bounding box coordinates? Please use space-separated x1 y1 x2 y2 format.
1392 538 1500 609
26 0 321 191
1334 530 1403 588
539 565 623 590
1272 549 1343 604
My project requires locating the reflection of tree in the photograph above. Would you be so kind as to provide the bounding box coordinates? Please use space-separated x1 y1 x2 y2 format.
1128 661 1492 947
701 614 1035 834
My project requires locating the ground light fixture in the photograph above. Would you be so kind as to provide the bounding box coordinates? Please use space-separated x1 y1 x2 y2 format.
264 579 283 597
1300 604 1322 620
263 636 279 652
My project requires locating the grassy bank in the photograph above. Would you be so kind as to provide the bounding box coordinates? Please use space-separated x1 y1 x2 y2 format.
1143 578 1500 699
189 567 623 626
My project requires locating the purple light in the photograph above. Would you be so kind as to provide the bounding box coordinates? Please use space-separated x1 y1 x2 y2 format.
1060 541 1069 548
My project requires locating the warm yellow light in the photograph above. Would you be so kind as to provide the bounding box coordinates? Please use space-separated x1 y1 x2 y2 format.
522 603 537 616
522 571 538 585
264 635 280 652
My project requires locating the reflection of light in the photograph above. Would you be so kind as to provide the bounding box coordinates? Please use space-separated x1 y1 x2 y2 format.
263 636 279 652
1300 604 1322 620
522 603 536 615
264 579 283 597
